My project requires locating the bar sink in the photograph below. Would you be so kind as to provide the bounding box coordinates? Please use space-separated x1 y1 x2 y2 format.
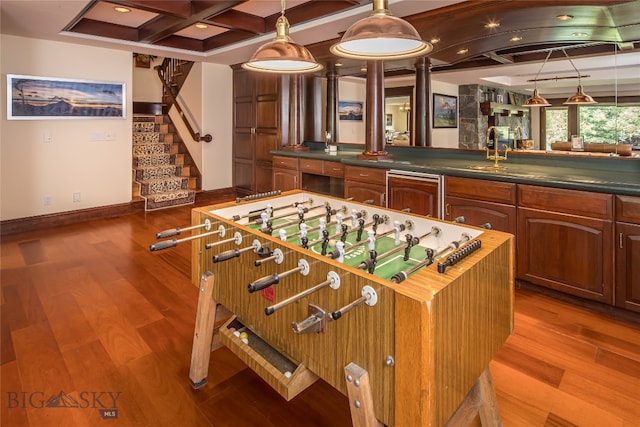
468 165 508 172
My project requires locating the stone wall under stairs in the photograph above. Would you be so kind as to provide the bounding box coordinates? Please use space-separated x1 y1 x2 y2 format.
132 115 196 210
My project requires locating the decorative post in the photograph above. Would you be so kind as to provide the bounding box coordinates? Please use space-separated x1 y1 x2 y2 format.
359 60 392 160
285 74 308 151
326 63 339 144
415 57 432 147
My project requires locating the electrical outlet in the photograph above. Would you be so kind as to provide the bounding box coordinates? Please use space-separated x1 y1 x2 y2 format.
73 192 81 203
43 133 53 143
105 131 116 141
44 196 52 206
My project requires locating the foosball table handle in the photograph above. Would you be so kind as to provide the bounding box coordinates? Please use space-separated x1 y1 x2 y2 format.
213 249 240 263
149 239 177 251
248 274 280 293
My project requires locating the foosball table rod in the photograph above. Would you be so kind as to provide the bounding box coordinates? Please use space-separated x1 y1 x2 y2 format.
150 225 226 251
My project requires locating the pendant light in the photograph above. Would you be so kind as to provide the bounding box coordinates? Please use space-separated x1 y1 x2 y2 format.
523 50 553 107
242 0 323 74
330 0 432 60
562 49 597 105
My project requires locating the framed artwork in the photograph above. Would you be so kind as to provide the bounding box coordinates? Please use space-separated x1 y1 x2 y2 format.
135 54 152 68
338 100 363 121
386 114 393 127
7 74 126 120
432 93 457 128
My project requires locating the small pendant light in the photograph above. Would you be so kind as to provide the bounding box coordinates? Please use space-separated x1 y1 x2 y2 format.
242 0 323 74
523 51 552 107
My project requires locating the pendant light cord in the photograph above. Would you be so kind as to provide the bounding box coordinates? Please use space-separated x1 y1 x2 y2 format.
534 51 553 82
562 49 582 83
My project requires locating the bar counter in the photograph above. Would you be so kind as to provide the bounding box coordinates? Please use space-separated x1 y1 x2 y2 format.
272 143 640 197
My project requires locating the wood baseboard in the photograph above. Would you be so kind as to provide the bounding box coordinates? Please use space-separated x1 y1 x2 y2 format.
1 188 236 237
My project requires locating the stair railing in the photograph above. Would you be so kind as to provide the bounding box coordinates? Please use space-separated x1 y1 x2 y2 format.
156 58 212 143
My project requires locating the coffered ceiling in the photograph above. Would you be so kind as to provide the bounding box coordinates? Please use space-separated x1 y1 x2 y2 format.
2 0 639 96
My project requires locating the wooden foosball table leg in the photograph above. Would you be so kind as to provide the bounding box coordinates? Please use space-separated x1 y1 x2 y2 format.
446 367 502 427
189 272 218 389
344 363 384 427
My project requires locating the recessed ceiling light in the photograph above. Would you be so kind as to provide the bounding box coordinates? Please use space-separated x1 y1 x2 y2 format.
335 62 343 67
572 32 588 37
114 6 131 13
556 14 574 21
484 21 500 29
430 37 440 44
457 48 469 55
195 23 208 29
510 36 522 42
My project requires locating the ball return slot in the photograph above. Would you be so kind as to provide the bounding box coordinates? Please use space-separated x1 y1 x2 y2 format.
218 316 319 401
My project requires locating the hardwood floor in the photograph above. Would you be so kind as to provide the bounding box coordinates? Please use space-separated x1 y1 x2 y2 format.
2 201 639 426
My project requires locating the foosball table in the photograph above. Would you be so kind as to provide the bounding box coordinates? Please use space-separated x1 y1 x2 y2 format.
151 190 514 426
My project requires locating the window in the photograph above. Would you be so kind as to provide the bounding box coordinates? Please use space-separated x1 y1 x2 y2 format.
545 107 568 150
579 105 640 144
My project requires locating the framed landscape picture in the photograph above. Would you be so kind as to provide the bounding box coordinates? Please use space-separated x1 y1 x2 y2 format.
433 93 457 128
338 100 363 121
7 74 126 120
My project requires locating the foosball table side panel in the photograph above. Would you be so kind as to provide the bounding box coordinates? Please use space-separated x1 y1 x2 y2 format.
191 204 396 425
393 232 514 427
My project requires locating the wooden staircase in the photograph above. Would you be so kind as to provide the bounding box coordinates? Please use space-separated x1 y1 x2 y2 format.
132 114 197 210
132 57 205 210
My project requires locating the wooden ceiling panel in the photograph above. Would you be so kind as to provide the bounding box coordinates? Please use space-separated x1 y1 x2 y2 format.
61 0 639 72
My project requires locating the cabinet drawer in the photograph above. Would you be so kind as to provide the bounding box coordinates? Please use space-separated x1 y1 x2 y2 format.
272 155 298 170
445 176 516 205
518 184 613 219
345 165 386 184
323 161 344 177
616 195 640 224
299 158 324 174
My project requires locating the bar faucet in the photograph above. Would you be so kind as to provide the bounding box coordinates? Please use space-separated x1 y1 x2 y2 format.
485 126 510 168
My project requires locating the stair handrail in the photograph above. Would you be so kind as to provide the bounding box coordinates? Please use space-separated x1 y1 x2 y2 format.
156 59 212 143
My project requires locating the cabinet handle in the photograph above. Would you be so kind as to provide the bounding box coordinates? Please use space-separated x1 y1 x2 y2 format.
359 173 369 177
445 203 451 217
619 232 623 249
332 168 341 171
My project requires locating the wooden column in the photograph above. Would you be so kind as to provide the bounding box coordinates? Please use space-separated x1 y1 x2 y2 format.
359 60 392 160
326 63 339 144
304 75 323 142
415 57 431 147
285 74 308 151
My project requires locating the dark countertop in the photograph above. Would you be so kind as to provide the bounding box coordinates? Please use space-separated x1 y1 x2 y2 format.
272 143 640 197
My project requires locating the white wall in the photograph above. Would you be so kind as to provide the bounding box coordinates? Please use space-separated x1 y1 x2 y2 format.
132 56 163 103
170 62 203 172
431 80 460 148
1 35 133 221
338 77 366 144
169 62 233 191
201 63 233 190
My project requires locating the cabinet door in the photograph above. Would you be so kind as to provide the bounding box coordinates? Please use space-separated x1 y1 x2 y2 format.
445 196 516 234
388 176 439 217
344 181 386 206
616 222 640 312
517 207 613 304
273 168 299 192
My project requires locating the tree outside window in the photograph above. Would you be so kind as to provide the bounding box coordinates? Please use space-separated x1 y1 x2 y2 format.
579 105 640 144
